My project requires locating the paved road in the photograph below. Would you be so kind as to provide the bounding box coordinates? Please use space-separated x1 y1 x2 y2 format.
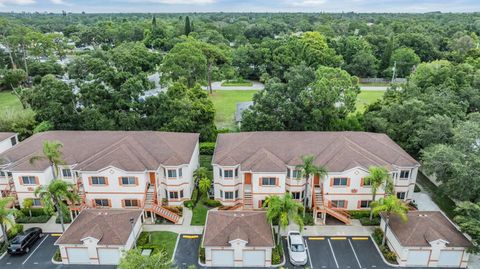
0 234 115 269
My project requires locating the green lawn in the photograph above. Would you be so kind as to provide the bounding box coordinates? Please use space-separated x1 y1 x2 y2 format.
191 203 209 226
137 231 178 260
0 91 23 114
359 82 390 87
356 90 385 112
209 90 258 130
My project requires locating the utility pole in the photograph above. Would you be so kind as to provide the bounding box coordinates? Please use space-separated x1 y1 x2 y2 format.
391 61 397 83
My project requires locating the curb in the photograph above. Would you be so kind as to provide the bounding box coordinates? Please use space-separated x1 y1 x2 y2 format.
51 256 63 265
271 244 286 267
0 250 7 260
369 235 400 267
171 233 180 263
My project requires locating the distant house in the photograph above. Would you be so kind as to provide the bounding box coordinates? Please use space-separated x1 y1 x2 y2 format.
0 132 17 154
382 211 472 267
235 101 253 127
203 211 274 267
55 209 142 265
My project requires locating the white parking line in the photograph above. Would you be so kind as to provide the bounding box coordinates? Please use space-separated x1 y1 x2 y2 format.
22 234 49 265
327 238 339 268
348 238 363 269
304 239 314 269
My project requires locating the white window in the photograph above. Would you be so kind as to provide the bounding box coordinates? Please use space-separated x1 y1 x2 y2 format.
0 171 5 177
397 192 406 200
180 190 184 198
359 200 371 208
21 176 36 185
167 169 177 178
333 178 348 186
219 168 222 177
220 190 223 198
224 170 234 178
179 168 182 178
291 191 303 200
169 191 179 199
94 199 109 207
124 199 139 207
91 176 107 185
261 177 276 186
292 169 300 178
121 176 136 185
234 168 239 178
235 190 239 198
399 170 410 180
224 191 234 199
331 200 346 208
62 169 72 178
32 198 42 206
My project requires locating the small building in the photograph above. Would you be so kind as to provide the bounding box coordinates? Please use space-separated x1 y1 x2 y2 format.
55 209 143 265
0 132 17 154
382 211 472 268
235 101 253 126
203 211 275 267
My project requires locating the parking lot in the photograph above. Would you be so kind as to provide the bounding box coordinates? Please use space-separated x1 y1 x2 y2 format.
0 233 115 269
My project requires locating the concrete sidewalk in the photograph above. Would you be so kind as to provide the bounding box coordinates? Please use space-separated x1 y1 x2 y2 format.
22 215 69 233
143 224 204 234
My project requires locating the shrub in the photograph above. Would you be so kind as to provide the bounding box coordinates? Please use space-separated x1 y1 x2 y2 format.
20 208 50 217
183 200 195 209
53 249 62 262
7 224 24 240
271 244 283 265
199 247 205 263
382 247 397 263
191 188 199 203
372 228 383 245
359 217 380 226
199 142 215 155
16 215 51 223
137 232 149 246
55 214 72 224
204 199 222 208
302 211 314 226
349 210 371 219
414 184 421 192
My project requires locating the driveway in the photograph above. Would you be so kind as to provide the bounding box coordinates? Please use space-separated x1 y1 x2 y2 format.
0 233 115 269
202 81 265 91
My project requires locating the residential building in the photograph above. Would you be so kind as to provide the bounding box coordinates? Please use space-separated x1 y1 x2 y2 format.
381 211 471 267
0 132 18 197
203 211 275 267
55 209 143 265
212 131 420 224
0 131 199 223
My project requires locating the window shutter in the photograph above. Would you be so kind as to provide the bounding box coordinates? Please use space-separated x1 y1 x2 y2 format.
360 178 364 186
357 201 361 209
347 178 351 187
344 200 348 209
19 176 23 185
219 168 222 177
330 178 333 187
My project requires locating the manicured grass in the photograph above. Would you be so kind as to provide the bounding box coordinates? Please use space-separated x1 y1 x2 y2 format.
0 91 23 114
356 90 385 112
137 231 178 260
191 202 209 226
359 82 390 87
221 82 254 87
416 172 457 218
209 90 258 129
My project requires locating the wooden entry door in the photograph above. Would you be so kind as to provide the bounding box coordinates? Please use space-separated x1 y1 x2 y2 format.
149 172 156 185
314 175 320 186
244 173 252 185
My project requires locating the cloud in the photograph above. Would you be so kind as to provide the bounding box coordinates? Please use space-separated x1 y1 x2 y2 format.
50 0 66 4
288 0 327 7
0 0 35 6
127 0 216 4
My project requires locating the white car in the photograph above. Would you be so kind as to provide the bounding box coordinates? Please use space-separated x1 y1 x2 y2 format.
287 231 308 266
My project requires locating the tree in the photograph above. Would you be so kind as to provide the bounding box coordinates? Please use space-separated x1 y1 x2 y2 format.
184 16 192 36
2 68 27 90
198 178 211 198
193 167 209 185
118 249 171 269
389 48 420 78
295 155 328 217
454 201 480 253
363 166 391 220
22 198 33 217
372 195 409 246
380 35 394 72
0 197 17 247
29 140 65 178
264 194 304 245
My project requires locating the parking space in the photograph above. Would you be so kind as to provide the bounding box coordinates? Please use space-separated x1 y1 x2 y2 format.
174 234 202 269
0 233 115 269
284 236 387 269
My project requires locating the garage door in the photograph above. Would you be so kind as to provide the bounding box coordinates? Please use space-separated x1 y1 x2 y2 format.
98 248 121 265
406 250 430 266
243 250 265 267
67 248 90 264
211 250 234 267
438 250 463 267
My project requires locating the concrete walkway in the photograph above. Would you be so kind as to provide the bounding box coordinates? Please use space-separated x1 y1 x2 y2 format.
202 80 265 91
143 224 204 234
22 215 69 233
360 86 388 91
181 207 192 226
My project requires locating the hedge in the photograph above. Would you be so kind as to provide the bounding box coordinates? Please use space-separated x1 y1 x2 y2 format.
204 199 222 208
20 208 50 217
199 142 215 155
16 215 51 223
7 224 24 240
348 210 371 219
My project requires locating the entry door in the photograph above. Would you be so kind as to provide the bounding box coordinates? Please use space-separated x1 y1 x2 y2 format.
438 251 463 267
211 250 234 266
149 172 156 185
244 173 252 185
314 175 320 185
406 250 430 266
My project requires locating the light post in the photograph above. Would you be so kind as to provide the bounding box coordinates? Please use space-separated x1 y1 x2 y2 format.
130 217 136 249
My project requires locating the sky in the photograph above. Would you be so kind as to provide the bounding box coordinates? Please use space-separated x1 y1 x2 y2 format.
0 0 479 13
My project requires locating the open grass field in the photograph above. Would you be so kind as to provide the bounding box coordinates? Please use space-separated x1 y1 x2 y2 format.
209 90 258 129
138 231 178 259
0 91 23 114
356 90 385 112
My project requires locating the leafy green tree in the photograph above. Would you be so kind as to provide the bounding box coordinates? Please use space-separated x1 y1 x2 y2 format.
372 195 409 246
364 166 392 220
184 16 192 36
0 197 17 247
2 69 27 90
198 178 211 198
264 194 304 244
118 249 171 269
454 201 480 253
29 140 65 178
22 198 33 217
193 167 209 185
380 35 394 72
295 155 328 217
389 47 421 77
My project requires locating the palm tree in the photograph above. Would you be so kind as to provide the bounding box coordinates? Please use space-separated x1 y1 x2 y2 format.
295 155 328 217
364 166 392 220
193 167 209 185
29 140 65 178
35 180 80 232
264 193 304 245
198 177 211 198
0 197 17 247
371 195 409 246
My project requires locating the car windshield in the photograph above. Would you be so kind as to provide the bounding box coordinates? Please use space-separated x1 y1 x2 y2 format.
10 236 24 244
291 243 305 252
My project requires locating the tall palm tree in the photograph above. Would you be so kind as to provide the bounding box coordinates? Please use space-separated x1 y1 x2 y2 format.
371 195 409 246
35 179 80 232
0 197 17 247
264 193 304 245
29 140 65 178
364 166 392 220
198 177 211 198
296 155 328 217
193 167 209 185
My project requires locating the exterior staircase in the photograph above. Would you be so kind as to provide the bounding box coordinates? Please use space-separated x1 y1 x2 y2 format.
227 203 243 210
144 185 181 224
243 185 253 209
313 185 351 225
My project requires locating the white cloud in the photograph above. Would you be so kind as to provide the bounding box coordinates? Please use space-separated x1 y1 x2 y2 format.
50 0 66 4
0 0 35 6
288 0 327 7
127 0 216 4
